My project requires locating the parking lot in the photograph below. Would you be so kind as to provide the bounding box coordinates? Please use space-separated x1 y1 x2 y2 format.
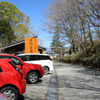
18 73 51 100
18 61 100 100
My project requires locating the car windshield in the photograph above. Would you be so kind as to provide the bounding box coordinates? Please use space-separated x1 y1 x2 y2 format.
0 56 22 65
9 61 20 71
12 57 22 65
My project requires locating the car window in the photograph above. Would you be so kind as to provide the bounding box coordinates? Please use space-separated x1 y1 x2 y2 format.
12 57 22 65
0 56 21 65
0 67 3 72
29 55 41 61
0 56 12 59
18 55 29 61
0 56 10 59
0 56 4 59
41 55 51 60
9 61 20 71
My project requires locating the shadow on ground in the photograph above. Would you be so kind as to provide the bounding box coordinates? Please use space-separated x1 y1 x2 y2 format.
18 95 24 100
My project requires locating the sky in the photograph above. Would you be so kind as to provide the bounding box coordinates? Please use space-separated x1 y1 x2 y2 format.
0 0 53 50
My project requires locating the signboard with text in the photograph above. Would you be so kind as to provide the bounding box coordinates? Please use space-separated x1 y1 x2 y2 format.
25 38 38 53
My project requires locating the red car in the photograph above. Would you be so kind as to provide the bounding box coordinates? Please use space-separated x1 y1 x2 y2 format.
0 54 44 84
0 59 26 100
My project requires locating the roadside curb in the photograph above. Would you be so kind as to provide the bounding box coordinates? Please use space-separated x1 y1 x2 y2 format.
55 69 59 100
45 68 59 100
45 72 52 99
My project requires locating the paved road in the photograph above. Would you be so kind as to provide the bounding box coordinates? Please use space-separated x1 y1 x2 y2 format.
18 61 100 100
54 61 100 100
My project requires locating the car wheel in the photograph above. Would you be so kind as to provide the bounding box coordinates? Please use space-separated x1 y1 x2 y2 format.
43 66 49 75
27 72 39 84
0 86 18 100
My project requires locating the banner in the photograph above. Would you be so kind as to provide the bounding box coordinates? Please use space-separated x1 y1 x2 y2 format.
25 38 38 53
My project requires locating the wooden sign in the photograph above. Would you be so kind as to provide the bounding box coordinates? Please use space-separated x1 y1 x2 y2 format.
25 38 38 53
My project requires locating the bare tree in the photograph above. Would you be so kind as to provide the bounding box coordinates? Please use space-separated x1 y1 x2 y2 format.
42 0 100 53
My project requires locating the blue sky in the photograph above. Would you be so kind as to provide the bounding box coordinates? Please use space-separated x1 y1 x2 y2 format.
0 0 53 49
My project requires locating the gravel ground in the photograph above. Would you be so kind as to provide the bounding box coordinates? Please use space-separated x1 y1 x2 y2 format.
54 61 100 100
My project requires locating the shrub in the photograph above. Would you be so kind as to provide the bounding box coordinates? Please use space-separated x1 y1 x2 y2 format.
54 42 100 66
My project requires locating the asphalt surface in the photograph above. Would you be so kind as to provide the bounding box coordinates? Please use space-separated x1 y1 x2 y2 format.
18 73 51 100
18 61 100 100
54 61 100 100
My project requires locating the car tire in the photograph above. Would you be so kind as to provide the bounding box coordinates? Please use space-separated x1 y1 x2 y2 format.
43 66 49 75
27 72 39 84
0 86 18 100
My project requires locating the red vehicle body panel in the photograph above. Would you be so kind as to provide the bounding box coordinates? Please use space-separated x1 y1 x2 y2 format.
0 59 26 95
0 54 44 79
17 63 44 78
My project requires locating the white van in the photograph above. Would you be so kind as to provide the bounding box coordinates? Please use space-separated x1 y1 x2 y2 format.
17 53 54 74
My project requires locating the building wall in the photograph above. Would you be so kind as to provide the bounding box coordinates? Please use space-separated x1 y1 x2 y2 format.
2 43 43 55
2 43 24 55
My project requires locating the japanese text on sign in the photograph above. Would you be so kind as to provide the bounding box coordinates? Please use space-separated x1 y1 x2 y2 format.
25 38 38 53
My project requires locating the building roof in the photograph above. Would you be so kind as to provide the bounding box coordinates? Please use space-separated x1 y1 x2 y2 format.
0 40 46 51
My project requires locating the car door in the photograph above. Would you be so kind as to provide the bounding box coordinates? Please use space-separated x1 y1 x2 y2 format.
9 57 27 78
0 56 26 78
29 55 50 67
24 55 44 67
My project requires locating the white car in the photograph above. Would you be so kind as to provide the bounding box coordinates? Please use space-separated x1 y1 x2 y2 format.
17 53 54 74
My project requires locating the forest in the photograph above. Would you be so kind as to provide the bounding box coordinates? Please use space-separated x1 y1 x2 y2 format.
42 0 100 67
0 0 100 67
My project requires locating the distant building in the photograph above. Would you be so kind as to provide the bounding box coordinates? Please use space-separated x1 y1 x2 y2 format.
0 40 46 55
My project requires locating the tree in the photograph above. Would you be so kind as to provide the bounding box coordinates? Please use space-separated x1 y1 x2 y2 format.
0 19 16 46
43 0 100 54
0 1 32 41
50 23 66 56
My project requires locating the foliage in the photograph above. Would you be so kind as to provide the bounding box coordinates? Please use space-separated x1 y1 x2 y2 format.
0 1 32 42
43 0 100 53
54 42 100 66
43 0 100 67
50 28 66 54
15 24 29 41
0 19 16 46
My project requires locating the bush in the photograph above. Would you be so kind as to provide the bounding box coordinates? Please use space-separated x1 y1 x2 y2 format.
54 42 100 66
80 57 92 64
